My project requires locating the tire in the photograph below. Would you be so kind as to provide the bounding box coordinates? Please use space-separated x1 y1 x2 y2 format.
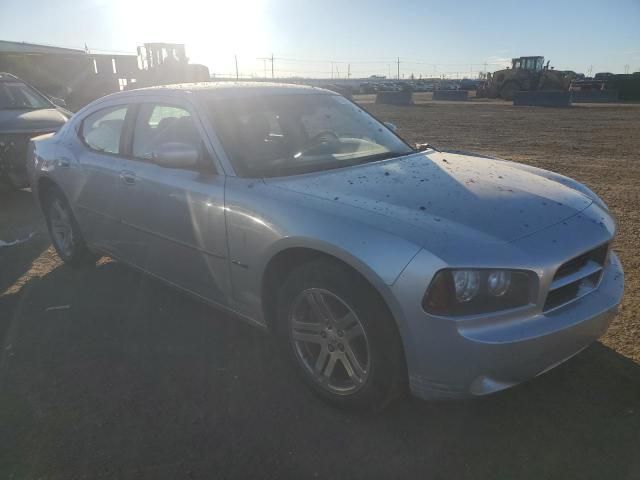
276 258 406 410
43 187 95 267
500 81 519 101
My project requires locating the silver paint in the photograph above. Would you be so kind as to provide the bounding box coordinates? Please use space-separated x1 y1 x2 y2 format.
27 83 625 400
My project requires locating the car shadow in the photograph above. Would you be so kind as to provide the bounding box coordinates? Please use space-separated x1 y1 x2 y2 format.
0 260 639 479
0 188 51 347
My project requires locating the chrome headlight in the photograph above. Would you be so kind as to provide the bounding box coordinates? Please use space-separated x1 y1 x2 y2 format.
422 269 534 316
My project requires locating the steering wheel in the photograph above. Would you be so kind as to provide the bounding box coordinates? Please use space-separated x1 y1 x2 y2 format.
295 130 340 158
309 130 340 146
273 130 341 174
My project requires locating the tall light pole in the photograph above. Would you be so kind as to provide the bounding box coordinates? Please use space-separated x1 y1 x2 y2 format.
234 54 239 80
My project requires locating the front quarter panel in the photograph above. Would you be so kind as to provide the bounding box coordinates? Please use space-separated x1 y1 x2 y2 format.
27 132 58 200
224 176 422 323
30 127 87 217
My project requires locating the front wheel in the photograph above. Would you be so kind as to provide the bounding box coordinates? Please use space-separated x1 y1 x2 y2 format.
276 259 406 410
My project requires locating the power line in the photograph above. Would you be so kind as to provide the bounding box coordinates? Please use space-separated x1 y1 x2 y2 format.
256 54 275 79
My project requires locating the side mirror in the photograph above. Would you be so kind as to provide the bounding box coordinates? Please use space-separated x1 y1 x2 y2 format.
151 142 199 169
384 121 397 132
415 143 438 152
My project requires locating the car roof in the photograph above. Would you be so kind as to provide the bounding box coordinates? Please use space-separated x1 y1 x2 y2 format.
103 81 336 101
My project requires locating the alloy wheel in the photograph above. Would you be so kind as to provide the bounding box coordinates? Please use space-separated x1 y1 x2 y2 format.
289 288 371 395
49 199 74 258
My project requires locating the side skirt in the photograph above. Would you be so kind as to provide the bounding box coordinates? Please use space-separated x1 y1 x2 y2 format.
89 245 269 332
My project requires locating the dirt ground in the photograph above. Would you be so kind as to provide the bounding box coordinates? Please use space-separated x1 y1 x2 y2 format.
1 98 639 479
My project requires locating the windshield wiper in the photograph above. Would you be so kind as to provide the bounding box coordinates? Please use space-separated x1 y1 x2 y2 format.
350 151 409 165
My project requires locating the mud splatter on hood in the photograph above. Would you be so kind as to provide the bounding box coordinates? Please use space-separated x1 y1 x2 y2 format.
267 151 593 243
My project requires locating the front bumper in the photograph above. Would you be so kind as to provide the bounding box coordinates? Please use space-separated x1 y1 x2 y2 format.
0 131 53 187
393 251 624 400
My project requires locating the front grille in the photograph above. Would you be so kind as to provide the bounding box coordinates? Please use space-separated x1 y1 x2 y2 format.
0 132 37 170
0 132 50 186
554 244 608 279
544 243 609 311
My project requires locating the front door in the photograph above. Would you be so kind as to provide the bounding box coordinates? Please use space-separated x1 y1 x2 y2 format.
116 101 231 306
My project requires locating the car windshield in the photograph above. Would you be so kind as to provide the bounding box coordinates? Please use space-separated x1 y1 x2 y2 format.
206 93 413 177
0 81 52 109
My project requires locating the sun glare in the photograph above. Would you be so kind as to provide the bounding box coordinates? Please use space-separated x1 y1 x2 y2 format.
113 0 269 74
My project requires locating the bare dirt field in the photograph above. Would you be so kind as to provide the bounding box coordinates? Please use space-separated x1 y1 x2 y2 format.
1 98 639 479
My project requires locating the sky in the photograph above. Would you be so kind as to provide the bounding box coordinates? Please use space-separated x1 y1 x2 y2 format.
1 0 639 79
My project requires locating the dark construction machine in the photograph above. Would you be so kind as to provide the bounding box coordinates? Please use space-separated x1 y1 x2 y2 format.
133 43 210 88
477 56 573 100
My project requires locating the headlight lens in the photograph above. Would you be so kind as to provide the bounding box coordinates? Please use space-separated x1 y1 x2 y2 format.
487 270 511 297
453 270 480 302
423 269 533 316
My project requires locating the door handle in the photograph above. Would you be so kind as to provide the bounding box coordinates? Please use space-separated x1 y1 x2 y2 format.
119 170 136 185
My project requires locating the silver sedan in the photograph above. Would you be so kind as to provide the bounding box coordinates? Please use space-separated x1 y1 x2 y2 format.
27 83 624 409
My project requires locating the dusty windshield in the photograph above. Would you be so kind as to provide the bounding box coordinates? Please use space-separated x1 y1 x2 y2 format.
207 93 413 177
0 81 52 109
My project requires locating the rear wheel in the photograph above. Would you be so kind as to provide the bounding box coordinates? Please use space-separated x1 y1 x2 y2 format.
276 258 406 410
500 81 519 101
43 188 95 267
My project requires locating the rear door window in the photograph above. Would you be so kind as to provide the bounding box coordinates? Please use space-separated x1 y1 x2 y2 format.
132 103 202 162
81 106 128 154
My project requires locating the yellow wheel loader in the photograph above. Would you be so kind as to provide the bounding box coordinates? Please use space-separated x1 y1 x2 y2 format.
478 56 572 100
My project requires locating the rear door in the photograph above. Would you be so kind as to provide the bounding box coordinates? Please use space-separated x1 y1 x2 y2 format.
73 104 132 256
115 100 231 306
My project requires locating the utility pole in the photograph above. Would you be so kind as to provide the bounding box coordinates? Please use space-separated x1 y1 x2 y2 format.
347 63 351 79
257 56 275 79
234 54 239 80
397 57 400 80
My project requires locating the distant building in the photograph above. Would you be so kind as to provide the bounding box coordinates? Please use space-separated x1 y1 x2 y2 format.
0 40 208 110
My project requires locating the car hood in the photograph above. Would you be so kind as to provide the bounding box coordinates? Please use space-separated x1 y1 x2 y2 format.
0 108 67 134
267 151 593 244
